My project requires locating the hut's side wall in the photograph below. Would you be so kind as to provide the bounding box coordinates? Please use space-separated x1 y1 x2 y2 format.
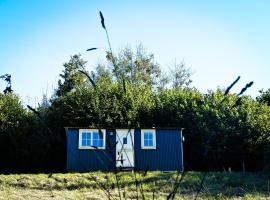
134 129 183 171
66 128 183 171
66 128 116 172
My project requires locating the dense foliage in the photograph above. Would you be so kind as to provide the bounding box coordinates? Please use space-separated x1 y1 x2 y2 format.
0 47 270 173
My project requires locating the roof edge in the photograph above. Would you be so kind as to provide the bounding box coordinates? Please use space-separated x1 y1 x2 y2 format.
64 127 183 130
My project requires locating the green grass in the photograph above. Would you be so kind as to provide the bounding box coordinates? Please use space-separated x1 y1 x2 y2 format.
0 171 270 199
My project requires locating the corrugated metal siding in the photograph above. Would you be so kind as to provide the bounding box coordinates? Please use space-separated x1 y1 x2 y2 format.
66 128 116 171
134 129 183 171
67 128 183 171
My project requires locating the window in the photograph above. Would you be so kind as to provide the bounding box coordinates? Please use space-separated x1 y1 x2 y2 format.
123 137 127 144
79 129 106 149
141 129 156 149
144 132 153 146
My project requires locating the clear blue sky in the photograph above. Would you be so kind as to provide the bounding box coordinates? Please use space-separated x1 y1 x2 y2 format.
1 0 269 105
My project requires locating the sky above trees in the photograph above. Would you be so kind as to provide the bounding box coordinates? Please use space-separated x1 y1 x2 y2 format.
1 0 270 105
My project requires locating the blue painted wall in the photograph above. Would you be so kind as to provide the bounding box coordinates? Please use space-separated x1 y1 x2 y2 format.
66 128 116 171
66 128 183 171
134 129 183 171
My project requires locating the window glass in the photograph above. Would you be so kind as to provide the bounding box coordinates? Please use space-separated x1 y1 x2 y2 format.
82 139 87 146
144 132 149 140
144 140 149 146
144 132 153 147
93 131 104 147
81 132 91 146
123 137 127 144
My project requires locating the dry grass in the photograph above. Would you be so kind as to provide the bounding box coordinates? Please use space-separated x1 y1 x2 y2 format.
0 171 269 199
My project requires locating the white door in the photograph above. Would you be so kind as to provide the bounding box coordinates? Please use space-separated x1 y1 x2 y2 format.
116 129 135 168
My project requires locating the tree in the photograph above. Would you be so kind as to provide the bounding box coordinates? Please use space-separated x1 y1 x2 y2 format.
55 54 88 97
0 93 26 132
257 88 270 106
106 45 161 87
170 61 193 88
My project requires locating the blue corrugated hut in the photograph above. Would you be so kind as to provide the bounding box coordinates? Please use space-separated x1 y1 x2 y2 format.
66 128 184 171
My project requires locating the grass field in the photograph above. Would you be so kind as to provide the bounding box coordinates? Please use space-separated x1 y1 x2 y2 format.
0 171 269 199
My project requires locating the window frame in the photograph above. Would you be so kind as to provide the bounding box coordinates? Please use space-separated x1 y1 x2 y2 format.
78 129 106 149
141 129 156 149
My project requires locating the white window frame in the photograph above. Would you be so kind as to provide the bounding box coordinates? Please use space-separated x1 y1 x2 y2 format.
78 129 106 149
141 129 156 149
